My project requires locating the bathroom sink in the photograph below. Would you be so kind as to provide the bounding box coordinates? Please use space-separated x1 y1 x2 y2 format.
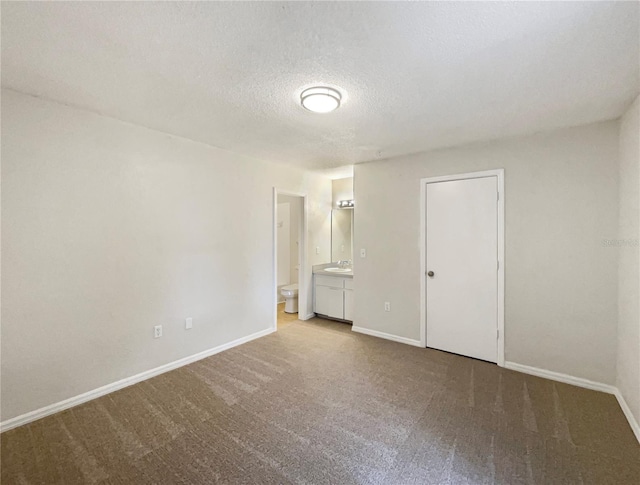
324 267 352 273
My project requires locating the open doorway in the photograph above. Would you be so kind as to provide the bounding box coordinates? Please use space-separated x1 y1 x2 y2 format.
273 190 306 330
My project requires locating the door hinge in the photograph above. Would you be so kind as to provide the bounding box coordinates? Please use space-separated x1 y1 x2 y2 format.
497 260 499 270
497 329 500 339
497 191 500 201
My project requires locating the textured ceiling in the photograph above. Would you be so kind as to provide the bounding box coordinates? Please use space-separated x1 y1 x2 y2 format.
2 2 638 169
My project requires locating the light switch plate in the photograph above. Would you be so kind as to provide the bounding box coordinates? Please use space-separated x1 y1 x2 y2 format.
360 248 366 258
185 317 193 330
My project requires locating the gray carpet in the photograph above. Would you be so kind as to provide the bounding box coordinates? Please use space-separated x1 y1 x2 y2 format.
2 318 639 484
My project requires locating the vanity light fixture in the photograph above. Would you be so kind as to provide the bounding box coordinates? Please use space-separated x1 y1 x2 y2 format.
300 86 342 113
338 199 354 208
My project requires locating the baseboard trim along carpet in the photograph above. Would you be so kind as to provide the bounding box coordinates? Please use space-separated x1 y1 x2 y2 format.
0 327 275 433
504 361 617 394
615 388 640 444
351 326 423 347
505 361 639 444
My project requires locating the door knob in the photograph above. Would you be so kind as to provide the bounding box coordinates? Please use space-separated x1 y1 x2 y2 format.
427 271 435 277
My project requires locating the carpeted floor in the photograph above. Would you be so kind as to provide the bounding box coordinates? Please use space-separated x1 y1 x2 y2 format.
2 318 639 484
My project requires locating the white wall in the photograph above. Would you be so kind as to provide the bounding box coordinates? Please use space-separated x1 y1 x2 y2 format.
354 121 619 385
617 95 640 426
0 89 332 422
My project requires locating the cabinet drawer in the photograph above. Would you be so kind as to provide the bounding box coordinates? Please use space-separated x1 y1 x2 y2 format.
344 278 354 290
315 275 345 288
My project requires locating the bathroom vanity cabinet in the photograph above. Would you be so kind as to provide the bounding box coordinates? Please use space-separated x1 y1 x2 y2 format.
314 274 353 322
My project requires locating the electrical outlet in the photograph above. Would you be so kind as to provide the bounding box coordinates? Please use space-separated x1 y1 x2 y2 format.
384 302 391 312
154 325 162 338
360 248 366 258
185 317 193 330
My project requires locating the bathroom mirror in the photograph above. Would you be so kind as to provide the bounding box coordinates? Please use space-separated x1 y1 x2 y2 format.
331 209 353 262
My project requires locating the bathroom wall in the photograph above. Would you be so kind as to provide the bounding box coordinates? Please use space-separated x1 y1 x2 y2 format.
1 89 332 422
277 194 302 287
617 95 640 431
276 202 291 288
331 177 354 262
332 177 353 207
331 209 353 262
354 121 620 385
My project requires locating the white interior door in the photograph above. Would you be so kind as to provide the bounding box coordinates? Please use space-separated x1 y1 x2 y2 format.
426 176 498 363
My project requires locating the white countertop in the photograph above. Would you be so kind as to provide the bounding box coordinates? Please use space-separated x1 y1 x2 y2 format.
312 263 353 278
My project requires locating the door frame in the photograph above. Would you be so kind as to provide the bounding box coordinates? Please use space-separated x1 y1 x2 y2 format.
419 169 505 366
273 188 309 331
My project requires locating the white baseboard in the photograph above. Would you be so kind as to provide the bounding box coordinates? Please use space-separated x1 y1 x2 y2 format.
505 361 639 444
614 388 640 443
300 313 315 321
0 327 275 433
351 326 423 347
504 361 616 394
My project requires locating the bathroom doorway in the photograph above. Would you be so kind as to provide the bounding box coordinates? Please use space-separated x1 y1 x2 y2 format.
273 189 307 331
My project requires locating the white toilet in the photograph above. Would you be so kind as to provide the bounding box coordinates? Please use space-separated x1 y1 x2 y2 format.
280 284 299 313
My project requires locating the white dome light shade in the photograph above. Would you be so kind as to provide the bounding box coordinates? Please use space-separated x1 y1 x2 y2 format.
300 87 342 113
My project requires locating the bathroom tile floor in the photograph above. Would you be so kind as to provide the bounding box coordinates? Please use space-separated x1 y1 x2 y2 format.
277 302 299 328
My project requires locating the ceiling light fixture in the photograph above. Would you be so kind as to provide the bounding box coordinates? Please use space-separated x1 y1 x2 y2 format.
300 86 342 113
